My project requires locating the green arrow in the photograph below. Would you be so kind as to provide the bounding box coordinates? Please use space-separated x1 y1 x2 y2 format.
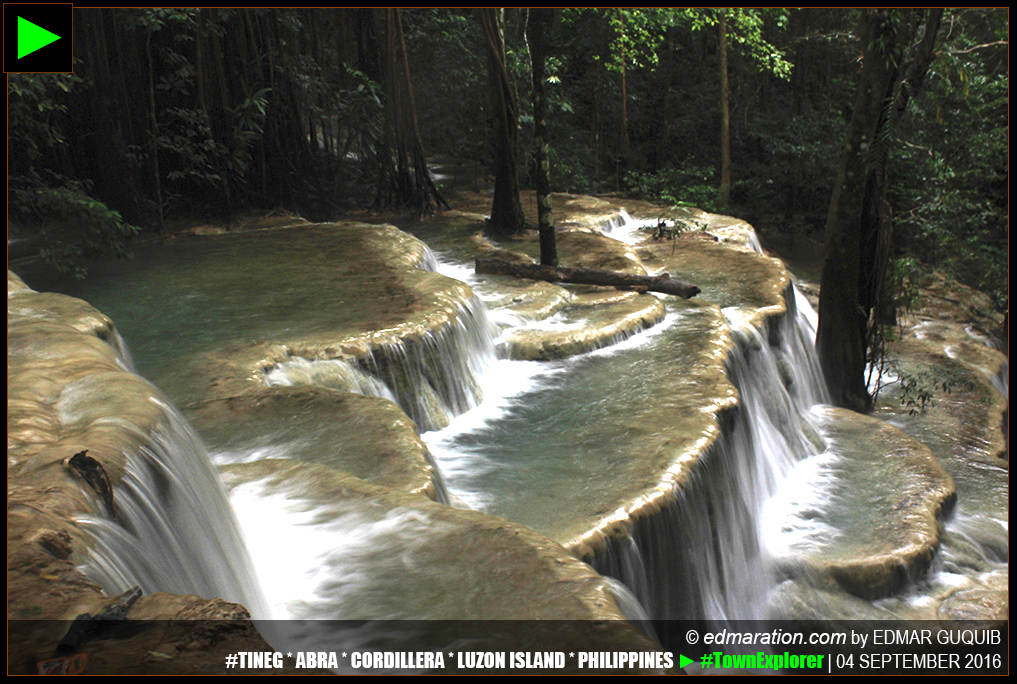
18 17 61 59
680 654 694 669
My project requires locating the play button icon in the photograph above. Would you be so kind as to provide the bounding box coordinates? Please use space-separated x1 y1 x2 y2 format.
18 17 61 59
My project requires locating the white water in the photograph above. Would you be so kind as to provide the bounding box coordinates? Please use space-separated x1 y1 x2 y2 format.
266 357 400 403
355 218 838 623
600 209 643 245
230 479 443 621
75 394 270 618
586 289 831 621
264 296 496 433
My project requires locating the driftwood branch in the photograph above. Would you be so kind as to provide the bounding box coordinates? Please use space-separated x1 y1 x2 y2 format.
475 257 701 298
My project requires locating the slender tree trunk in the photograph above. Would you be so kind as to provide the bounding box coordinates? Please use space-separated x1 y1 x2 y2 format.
478 8 526 234
145 32 164 232
195 9 208 118
718 12 731 208
618 24 629 182
373 9 447 215
527 9 557 266
661 28 676 158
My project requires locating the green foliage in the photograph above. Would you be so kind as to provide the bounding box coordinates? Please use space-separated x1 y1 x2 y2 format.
685 8 793 80
866 257 922 403
884 256 923 314
333 67 384 161
540 129 599 194
8 73 84 166
125 6 194 33
740 104 848 218
864 257 977 415
595 9 671 71
641 214 709 254
227 87 271 176
9 73 139 277
878 360 976 415
889 11 1008 309
158 107 221 185
403 10 486 161
624 166 721 213
898 372 937 415
7 6 1006 306
10 172 139 279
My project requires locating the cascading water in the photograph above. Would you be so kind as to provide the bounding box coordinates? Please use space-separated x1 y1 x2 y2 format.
263 249 498 433
266 357 400 404
357 298 497 432
588 287 830 622
12 208 1005 666
77 402 269 619
336 215 837 628
600 210 641 244
401 210 835 624
6 278 269 619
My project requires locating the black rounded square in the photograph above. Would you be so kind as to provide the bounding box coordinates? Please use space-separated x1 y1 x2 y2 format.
4 4 73 73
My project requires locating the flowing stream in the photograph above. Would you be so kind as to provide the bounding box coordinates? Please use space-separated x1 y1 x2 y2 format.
14 211 1006 647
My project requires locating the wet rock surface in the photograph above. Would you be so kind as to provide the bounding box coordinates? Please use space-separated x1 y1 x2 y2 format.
220 459 638 622
7 277 287 673
188 386 444 501
502 292 666 361
774 406 956 600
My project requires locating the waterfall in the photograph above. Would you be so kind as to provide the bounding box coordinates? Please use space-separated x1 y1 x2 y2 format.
358 298 497 431
599 210 642 245
77 402 269 619
592 286 829 621
14 213 1003 658
8 280 269 619
266 357 401 404
263 244 499 433
266 296 498 433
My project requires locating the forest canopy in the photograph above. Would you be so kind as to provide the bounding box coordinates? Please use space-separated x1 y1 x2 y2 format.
7 8 1007 314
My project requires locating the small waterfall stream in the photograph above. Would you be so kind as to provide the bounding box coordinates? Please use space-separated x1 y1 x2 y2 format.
266 296 497 433
6 278 269 618
77 403 269 618
258 217 837 623
590 290 829 621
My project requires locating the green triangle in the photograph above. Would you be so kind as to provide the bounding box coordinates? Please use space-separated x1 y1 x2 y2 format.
18 17 62 59
679 654 694 669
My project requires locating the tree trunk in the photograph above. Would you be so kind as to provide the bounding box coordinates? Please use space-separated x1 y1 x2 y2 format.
817 9 941 412
373 9 448 216
476 257 701 298
718 12 731 208
618 26 629 182
145 31 164 232
478 8 526 234
527 9 557 266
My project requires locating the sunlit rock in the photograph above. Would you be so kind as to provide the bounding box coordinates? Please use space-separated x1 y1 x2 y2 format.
639 232 789 329
503 292 665 360
10 190 1007 652
770 406 956 600
187 386 446 502
7 276 265 615
221 458 640 622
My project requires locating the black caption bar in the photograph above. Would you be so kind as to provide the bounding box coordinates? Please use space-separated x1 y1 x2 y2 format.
9 619 1009 675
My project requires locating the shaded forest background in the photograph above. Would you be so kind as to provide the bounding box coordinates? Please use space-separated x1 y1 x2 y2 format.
7 8 1008 312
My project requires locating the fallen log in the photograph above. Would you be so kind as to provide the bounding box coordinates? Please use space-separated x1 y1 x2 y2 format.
475 256 701 299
